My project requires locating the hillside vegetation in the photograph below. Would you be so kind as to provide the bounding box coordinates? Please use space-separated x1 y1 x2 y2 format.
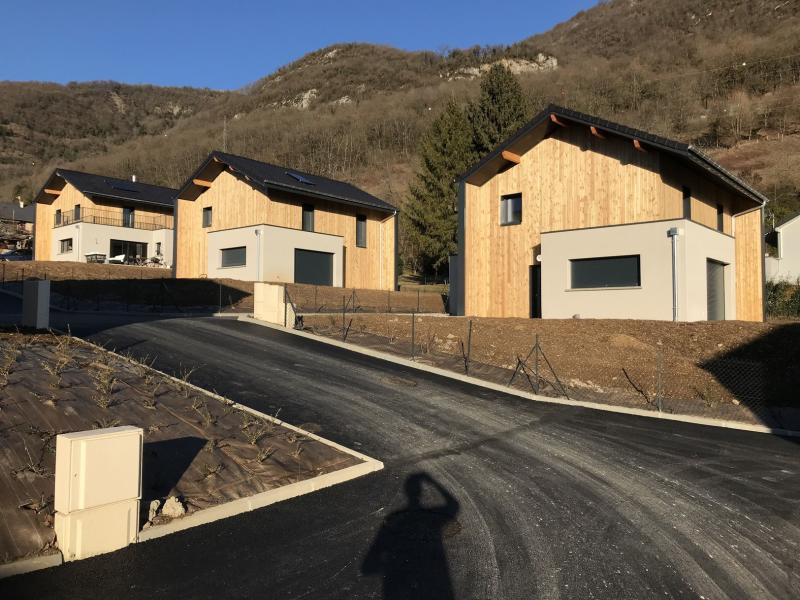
2 0 799 262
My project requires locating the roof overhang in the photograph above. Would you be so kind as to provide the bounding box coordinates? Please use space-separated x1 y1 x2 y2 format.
177 152 398 214
460 105 767 212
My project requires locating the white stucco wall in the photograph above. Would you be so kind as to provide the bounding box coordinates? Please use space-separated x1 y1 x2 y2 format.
766 215 800 282
540 219 735 321
49 223 174 266
206 224 344 284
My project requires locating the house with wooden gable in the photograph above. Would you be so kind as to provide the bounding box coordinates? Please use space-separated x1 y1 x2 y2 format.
449 105 766 322
33 170 176 266
173 151 397 289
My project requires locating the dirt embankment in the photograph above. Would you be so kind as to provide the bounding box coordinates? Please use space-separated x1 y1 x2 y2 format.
304 314 800 423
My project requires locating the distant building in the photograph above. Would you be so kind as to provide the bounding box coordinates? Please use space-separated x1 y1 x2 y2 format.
449 105 767 322
0 201 36 232
766 213 800 282
33 170 176 266
173 151 397 288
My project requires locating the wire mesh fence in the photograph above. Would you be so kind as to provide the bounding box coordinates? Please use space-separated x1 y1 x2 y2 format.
285 284 446 315
300 312 797 430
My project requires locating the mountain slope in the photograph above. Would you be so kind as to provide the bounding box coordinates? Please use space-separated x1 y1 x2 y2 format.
1 0 799 224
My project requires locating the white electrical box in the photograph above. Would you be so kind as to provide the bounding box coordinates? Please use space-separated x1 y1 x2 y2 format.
55 498 139 561
55 426 143 514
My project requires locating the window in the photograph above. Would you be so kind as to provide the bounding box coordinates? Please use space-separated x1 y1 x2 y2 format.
156 242 162 256
356 214 367 248
302 204 314 232
202 207 213 228
74 204 81 220
110 239 147 261
716 204 724 232
682 187 691 219
570 255 641 289
220 246 246 268
123 207 135 228
59 238 73 254
500 193 522 226
55 209 62 226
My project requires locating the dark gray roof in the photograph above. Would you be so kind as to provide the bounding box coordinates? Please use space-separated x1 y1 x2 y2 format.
180 151 396 213
0 203 35 222
461 104 768 207
37 169 176 208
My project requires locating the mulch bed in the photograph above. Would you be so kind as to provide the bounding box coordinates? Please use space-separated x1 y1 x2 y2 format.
0 330 361 565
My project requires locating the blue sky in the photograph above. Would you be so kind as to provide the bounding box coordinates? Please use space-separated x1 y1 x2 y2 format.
1 1 597 89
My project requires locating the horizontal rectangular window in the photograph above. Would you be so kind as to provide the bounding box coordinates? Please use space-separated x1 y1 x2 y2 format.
356 214 367 248
59 238 73 254
500 193 522 226
202 207 213 228
570 255 640 289
220 246 246 268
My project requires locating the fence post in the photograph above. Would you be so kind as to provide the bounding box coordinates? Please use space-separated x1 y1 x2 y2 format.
284 286 288 328
218 282 222 313
411 312 416 360
342 295 346 340
387 289 391 313
465 319 473 375
314 285 318 311
656 350 664 412
534 334 540 385
417 289 420 313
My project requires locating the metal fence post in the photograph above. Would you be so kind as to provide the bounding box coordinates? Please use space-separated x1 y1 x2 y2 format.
284 286 288 327
465 319 473 375
218 282 222 313
342 295 346 340
656 350 664 412
411 312 416 359
417 289 420 313
387 289 391 313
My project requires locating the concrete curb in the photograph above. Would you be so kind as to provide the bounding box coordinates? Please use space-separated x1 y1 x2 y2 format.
7 334 383 571
0 552 62 580
237 315 800 439
139 460 382 541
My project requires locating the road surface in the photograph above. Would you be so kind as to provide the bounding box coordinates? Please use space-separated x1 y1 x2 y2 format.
3 316 799 599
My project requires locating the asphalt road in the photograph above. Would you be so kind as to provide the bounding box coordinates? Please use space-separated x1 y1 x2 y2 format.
3 316 800 599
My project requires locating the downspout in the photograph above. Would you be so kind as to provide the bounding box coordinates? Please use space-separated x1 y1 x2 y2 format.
667 227 683 321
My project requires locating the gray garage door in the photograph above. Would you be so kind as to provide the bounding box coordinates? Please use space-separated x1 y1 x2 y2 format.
294 249 334 286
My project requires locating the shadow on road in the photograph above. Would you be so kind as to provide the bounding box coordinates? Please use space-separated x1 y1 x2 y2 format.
362 472 460 600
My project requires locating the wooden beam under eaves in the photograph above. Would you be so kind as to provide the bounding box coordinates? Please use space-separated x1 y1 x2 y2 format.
192 178 213 188
550 113 567 127
43 188 62 195
590 126 605 139
501 150 521 164
632 139 647 152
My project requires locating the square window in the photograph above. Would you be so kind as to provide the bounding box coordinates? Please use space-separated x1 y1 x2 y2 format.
500 193 522 226
59 238 73 254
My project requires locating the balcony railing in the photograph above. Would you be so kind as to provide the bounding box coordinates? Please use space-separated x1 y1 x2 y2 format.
55 208 173 231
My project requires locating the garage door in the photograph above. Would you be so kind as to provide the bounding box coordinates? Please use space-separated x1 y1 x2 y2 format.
294 249 334 286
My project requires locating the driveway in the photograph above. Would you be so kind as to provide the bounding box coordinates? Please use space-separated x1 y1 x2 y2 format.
3 317 799 599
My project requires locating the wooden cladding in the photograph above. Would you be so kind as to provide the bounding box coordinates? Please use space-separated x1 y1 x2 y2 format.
734 208 765 321
174 170 395 290
462 125 761 319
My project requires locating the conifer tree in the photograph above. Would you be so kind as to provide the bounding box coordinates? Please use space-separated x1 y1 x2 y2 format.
403 100 475 276
469 64 530 156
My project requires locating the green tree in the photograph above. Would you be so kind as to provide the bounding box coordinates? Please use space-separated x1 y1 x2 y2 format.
469 64 530 156
404 100 475 276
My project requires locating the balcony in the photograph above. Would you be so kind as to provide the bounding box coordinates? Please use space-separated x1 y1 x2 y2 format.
55 208 173 231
